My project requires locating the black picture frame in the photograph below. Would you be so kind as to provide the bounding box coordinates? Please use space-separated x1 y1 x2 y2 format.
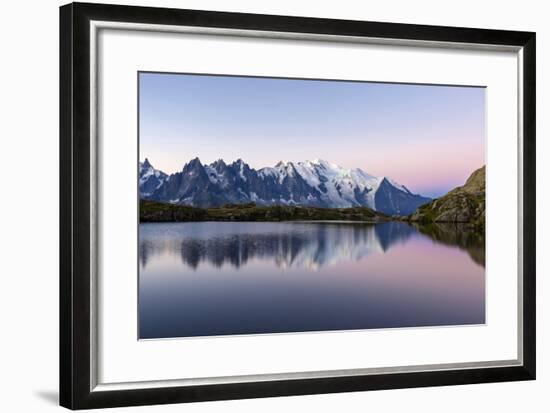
60 2 536 410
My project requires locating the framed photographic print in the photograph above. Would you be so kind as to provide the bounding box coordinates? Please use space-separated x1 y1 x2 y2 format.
60 2 536 410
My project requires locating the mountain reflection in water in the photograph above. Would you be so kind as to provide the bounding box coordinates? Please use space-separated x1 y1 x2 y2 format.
139 221 484 271
139 221 485 338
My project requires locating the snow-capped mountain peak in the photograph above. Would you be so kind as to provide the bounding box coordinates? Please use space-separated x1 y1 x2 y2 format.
139 158 431 215
139 158 168 196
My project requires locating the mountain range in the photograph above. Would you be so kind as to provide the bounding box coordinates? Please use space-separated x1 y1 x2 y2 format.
139 158 431 216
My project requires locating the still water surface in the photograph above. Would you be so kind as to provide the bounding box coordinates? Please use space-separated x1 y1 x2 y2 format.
139 221 485 339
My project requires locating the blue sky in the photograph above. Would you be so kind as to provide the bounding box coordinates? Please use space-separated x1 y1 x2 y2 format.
139 72 485 198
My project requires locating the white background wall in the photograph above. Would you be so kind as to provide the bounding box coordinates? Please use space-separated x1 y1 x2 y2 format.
0 0 546 411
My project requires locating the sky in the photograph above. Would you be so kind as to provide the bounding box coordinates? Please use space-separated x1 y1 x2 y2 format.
139 72 485 198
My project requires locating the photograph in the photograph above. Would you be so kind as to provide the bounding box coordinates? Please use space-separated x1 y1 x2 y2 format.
138 72 487 339
53 1 538 410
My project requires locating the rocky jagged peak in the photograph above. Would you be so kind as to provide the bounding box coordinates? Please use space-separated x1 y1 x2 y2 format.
211 159 228 173
181 157 207 177
185 157 203 168
231 158 248 168
212 158 226 167
139 158 168 197
230 159 252 178
275 160 297 171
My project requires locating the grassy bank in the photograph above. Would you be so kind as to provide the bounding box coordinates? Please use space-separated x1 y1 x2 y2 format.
140 200 388 223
